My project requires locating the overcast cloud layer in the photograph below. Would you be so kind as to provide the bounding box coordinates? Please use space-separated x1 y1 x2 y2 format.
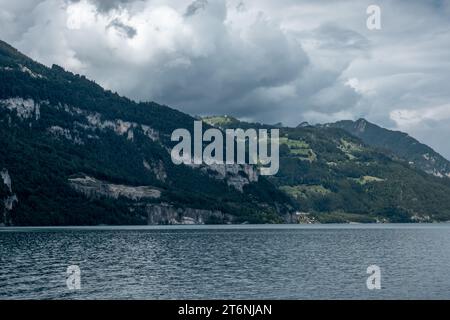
1 0 450 157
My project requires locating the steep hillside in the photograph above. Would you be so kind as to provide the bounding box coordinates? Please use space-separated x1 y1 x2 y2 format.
205 116 450 223
0 40 293 226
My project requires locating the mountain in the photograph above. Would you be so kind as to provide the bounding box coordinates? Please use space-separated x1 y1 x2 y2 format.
3 39 450 225
329 118 450 178
204 116 450 223
296 122 310 128
0 40 293 226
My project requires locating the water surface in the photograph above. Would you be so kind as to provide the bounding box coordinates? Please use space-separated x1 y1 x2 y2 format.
1 224 450 299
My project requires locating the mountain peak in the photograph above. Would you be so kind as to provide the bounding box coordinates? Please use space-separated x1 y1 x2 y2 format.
329 118 450 178
355 118 367 124
296 121 310 128
354 118 370 132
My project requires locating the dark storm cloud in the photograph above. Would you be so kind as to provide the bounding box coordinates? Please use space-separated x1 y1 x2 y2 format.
72 0 141 12
107 19 137 38
184 0 208 17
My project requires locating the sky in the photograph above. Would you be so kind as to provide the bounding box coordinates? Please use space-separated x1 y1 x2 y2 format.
1 0 450 157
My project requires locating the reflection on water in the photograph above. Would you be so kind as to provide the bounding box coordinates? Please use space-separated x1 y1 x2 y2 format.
1 224 450 299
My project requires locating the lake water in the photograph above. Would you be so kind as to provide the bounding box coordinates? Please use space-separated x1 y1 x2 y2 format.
1 224 450 299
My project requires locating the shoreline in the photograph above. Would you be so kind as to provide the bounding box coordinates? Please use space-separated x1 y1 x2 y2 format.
2 222 450 231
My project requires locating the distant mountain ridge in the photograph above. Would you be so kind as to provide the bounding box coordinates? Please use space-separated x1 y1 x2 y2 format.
328 118 450 178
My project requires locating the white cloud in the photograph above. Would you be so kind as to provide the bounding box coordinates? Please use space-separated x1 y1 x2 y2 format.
391 104 450 128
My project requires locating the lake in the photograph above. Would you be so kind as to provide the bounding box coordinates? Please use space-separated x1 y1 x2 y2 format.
1 224 450 299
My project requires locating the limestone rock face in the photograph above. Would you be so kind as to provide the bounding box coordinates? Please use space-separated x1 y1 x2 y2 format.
0 98 41 120
1 169 18 226
146 203 232 225
69 175 161 200
189 163 259 192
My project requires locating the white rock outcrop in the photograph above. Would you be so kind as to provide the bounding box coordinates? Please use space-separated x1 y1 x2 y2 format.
1 169 12 193
143 160 167 182
146 203 231 225
1 169 18 225
0 98 41 120
69 175 161 200
189 163 259 192
48 126 84 145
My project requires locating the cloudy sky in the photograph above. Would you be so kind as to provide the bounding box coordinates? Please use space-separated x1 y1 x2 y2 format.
1 0 450 157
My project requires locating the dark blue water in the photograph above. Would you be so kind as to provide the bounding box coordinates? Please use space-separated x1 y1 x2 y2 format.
1 224 450 299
